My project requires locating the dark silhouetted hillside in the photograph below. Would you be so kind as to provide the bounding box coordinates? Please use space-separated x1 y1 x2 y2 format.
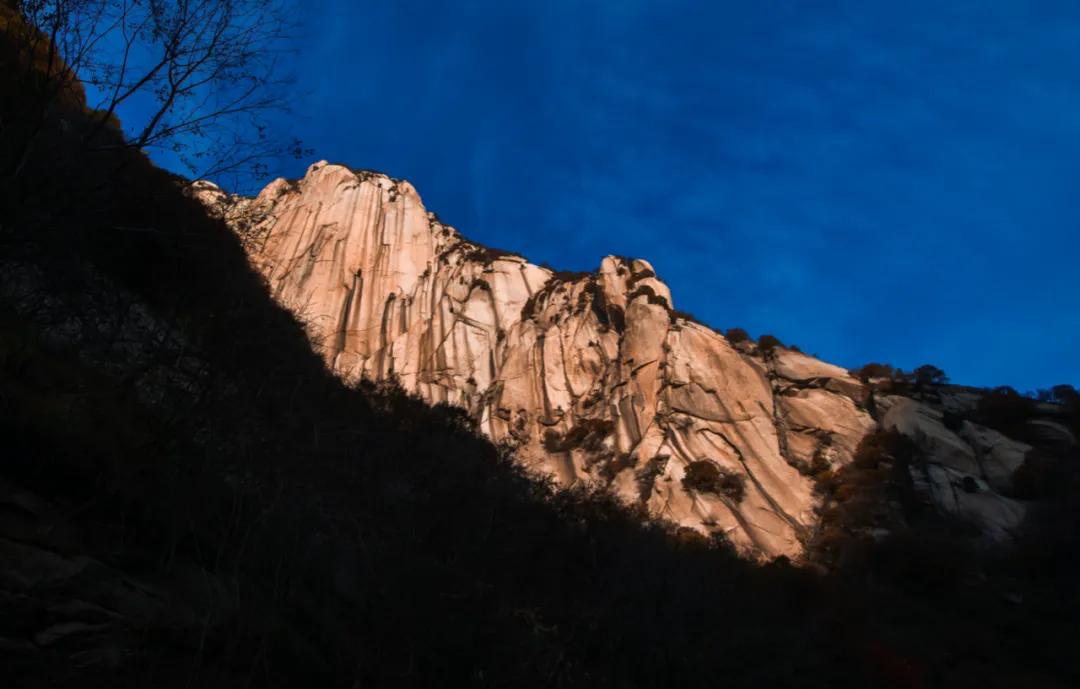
2 8 1079 688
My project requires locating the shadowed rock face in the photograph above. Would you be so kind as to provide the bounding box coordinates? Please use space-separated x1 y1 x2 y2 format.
195 161 1035 558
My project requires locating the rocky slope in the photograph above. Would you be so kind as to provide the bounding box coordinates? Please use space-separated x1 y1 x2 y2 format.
194 161 1057 559
7 10 1079 682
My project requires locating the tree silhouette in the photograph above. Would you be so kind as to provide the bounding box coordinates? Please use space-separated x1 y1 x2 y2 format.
3 0 304 191
725 327 750 343
912 364 948 387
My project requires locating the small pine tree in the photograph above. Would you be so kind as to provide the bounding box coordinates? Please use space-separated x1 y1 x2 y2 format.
852 362 895 382
912 364 948 387
757 334 783 353
725 327 750 344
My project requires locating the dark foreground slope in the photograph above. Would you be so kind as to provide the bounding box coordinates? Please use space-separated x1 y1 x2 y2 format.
2 10 1079 689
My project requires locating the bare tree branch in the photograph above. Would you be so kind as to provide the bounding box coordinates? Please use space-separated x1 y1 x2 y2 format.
4 0 306 193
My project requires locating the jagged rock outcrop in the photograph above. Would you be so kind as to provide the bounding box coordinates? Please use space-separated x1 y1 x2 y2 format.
193 162 1044 558
876 395 1028 541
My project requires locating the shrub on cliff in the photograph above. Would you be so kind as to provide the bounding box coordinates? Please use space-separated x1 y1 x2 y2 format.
542 418 614 453
725 327 750 344
757 333 783 353
852 362 896 381
912 364 948 387
852 429 920 470
682 460 746 501
5 11 1080 686
668 307 702 325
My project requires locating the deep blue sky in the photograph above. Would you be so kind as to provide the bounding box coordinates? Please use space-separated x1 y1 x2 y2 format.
117 1 1080 390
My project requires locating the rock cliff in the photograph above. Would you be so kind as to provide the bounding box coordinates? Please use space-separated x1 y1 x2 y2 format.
193 161 1052 559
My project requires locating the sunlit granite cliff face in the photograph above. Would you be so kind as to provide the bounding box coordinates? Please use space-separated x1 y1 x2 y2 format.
193 161 1037 558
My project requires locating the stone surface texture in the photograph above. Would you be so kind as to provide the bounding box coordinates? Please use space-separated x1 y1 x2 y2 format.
193 162 1036 557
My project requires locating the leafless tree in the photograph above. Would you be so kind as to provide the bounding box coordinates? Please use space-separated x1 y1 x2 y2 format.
4 0 305 190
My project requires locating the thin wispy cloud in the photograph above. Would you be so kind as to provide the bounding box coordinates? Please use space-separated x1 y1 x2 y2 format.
117 0 1080 390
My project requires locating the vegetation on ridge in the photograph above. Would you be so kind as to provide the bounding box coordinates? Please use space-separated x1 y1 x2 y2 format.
2 6 1079 688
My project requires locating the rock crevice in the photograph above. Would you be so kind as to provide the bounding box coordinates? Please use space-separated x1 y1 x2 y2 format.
193 162 1019 558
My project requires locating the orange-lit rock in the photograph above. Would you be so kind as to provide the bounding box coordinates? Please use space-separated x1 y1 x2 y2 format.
197 162 1024 558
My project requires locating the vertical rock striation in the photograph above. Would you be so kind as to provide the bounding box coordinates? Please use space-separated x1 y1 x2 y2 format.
194 161 1035 558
